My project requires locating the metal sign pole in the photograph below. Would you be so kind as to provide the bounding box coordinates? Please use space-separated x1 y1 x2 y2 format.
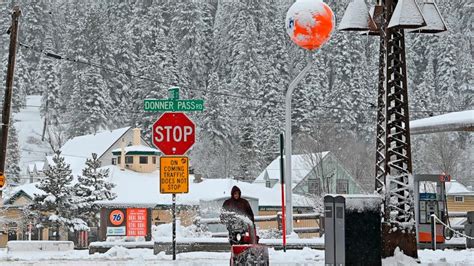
279 133 286 252
172 193 176 260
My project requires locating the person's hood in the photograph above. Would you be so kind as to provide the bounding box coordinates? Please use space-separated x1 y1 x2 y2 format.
231 186 241 198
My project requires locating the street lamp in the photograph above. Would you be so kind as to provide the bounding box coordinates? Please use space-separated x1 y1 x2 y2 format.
285 0 335 234
339 0 446 258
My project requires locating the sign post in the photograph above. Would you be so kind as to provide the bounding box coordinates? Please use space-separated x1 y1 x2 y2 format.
159 156 189 260
172 193 176 260
149 87 200 261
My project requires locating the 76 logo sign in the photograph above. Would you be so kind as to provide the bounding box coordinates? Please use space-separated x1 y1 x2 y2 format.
109 210 125 226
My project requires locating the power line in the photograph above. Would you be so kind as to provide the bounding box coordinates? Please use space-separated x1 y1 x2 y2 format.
18 41 466 115
20 148 89 159
19 42 282 105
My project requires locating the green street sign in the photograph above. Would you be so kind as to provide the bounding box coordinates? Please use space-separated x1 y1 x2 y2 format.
144 87 204 112
144 99 204 112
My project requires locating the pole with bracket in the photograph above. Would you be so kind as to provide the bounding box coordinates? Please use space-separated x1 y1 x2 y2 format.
285 55 314 233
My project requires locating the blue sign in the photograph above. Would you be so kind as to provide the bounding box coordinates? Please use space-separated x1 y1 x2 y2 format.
420 193 436 201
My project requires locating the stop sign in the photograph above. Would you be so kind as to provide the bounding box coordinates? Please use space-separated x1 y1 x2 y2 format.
152 112 195 155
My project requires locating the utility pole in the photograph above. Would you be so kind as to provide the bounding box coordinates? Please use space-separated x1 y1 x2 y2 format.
0 6 21 198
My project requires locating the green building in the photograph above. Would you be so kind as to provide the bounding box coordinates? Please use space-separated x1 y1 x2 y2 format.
254 152 365 196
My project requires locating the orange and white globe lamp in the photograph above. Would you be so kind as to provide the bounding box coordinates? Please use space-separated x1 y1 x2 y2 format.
286 0 335 50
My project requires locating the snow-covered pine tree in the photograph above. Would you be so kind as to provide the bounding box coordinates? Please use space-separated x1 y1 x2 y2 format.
32 152 85 239
11 48 28 112
170 0 212 98
16 1 49 95
38 25 62 134
129 1 181 140
192 71 237 179
6 122 21 185
106 2 137 127
75 153 115 226
225 2 262 180
254 1 289 167
68 54 111 137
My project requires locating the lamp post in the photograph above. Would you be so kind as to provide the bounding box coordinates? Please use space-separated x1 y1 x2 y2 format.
284 59 314 233
339 0 447 258
285 0 335 234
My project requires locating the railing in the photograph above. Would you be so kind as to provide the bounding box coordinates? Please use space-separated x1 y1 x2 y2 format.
447 212 469 232
194 212 323 236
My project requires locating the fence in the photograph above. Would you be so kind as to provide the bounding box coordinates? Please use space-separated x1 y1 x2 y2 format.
194 212 323 237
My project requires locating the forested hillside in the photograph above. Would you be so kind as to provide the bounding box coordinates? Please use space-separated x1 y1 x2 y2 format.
0 0 471 187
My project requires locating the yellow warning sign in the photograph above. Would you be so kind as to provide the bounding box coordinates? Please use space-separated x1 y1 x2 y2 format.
160 156 189 194
0 172 5 189
0 173 5 188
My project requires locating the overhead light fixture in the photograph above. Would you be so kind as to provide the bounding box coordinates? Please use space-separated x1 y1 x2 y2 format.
410 0 447 33
339 0 371 31
388 0 426 29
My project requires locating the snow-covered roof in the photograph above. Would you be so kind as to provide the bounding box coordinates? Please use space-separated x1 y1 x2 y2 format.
60 127 131 159
97 166 312 208
254 153 329 189
111 145 160 154
410 110 474 135
446 180 474 195
3 182 46 204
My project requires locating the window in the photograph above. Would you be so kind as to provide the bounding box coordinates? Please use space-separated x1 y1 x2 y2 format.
117 156 121 165
125 156 133 164
454 196 464 203
266 180 271 188
139 156 148 164
152 156 156 164
336 179 349 194
111 158 116 165
308 179 320 195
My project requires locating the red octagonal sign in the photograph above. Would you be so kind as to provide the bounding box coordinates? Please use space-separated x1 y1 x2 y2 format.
152 112 195 155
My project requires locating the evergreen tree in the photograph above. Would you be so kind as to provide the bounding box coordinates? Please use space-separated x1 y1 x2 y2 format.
75 153 116 226
170 0 212 97
6 122 21 185
69 55 111 137
32 152 85 239
12 48 28 112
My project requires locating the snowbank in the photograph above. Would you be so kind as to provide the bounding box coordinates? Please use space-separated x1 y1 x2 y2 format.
383 247 474 265
0 245 472 265
7 241 74 253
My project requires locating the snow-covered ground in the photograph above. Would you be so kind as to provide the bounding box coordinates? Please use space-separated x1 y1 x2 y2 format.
0 246 473 265
14 95 52 173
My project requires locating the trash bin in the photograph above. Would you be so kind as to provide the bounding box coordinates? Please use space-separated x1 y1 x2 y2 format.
324 195 382 266
466 211 474 248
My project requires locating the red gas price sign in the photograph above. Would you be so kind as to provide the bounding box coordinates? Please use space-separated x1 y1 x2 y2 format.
126 208 147 236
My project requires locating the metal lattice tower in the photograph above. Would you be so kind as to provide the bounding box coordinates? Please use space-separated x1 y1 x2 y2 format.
340 0 447 258
375 0 417 257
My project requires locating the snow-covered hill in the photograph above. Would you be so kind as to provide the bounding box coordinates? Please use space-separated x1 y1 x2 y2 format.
14 95 52 175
